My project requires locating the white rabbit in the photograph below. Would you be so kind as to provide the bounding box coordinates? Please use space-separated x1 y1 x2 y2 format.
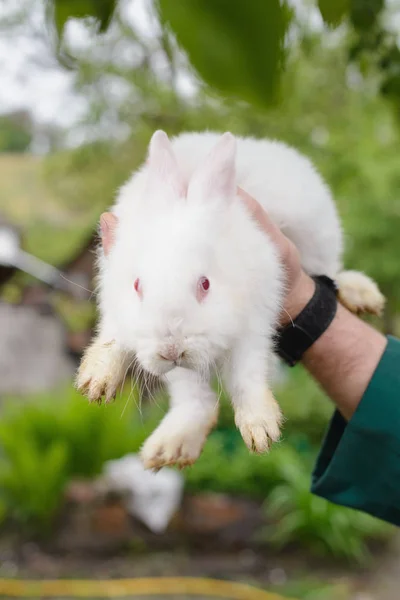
76 130 384 470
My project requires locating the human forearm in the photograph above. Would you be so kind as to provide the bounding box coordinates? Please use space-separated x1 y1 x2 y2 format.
283 273 387 420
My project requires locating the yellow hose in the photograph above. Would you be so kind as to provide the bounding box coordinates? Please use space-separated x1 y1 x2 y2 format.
0 577 295 599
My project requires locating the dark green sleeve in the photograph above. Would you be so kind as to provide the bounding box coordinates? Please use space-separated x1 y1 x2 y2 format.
311 336 400 526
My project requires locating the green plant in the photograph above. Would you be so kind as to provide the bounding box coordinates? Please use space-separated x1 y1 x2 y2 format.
0 385 165 532
186 437 391 562
185 433 270 498
45 0 400 115
275 366 332 447
270 575 351 600
263 446 392 562
0 113 32 153
0 436 68 532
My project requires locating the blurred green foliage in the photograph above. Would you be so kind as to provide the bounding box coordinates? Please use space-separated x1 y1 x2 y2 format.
186 431 391 563
46 0 400 110
156 0 291 107
0 153 93 266
53 293 97 333
0 433 68 532
0 385 164 533
263 446 392 563
318 0 350 26
51 0 116 35
270 576 351 600
0 371 391 558
0 114 32 153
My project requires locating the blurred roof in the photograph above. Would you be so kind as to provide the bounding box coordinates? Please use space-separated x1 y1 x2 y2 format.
0 153 97 267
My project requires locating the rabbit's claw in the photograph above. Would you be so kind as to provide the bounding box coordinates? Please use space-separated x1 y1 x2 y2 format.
234 389 282 454
75 340 123 404
237 421 280 453
140 412 213 470
141 432 202 470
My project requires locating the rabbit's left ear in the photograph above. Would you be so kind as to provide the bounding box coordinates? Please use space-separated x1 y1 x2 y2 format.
100 213 118 256
188 132 236 204
146 130 186 199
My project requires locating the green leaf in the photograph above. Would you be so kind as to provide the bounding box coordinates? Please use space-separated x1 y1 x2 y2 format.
156 0 292 108
318 0 350 27
350 0 384 32
53 0 94 37
95 0 118 33
52 0 116 38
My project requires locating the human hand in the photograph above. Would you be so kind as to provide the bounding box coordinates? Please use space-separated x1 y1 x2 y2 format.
238 188 315 325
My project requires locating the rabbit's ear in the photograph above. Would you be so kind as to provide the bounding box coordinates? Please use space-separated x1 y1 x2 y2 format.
188 132 236 204
146 130 185 198
100 212 118 256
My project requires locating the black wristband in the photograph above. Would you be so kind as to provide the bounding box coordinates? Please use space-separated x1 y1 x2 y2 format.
274 275 338 367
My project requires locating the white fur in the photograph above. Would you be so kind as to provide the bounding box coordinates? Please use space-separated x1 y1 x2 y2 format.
336 270 385 315
76 130 381 469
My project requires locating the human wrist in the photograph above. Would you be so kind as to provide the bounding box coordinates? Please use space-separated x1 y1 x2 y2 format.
275 274 338 367
280 271 316 326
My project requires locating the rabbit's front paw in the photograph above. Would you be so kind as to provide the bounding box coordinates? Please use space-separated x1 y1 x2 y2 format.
76 340 126 404
234 388 282 453
140 414 213 470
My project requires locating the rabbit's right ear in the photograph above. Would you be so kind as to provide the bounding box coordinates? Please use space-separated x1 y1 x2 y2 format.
146 130 186 200
188 132 236 205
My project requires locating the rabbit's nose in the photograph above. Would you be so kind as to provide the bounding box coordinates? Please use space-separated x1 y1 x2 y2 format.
158 345 184 362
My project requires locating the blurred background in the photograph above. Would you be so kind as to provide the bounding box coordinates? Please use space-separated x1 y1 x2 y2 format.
0 1 400 599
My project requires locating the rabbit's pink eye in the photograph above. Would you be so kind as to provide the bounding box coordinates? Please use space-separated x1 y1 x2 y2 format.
200 277 210 292
197 277 210 302
134 278 141 294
